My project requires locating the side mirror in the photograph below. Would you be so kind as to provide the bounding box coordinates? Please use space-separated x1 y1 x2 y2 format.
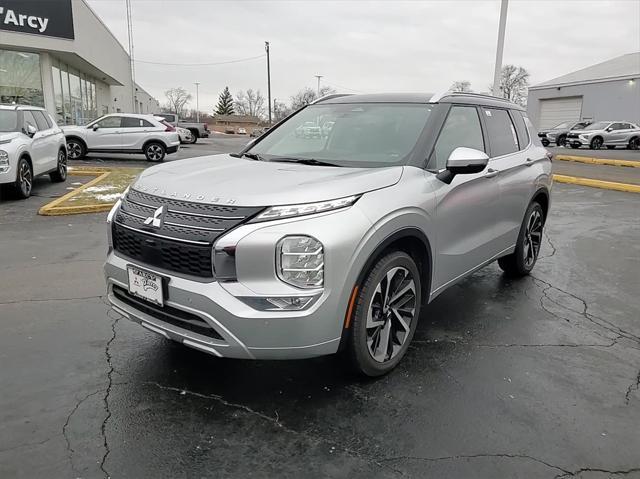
26 124 37 138
436 147 489 184
92 124 99 131
605 127 613 132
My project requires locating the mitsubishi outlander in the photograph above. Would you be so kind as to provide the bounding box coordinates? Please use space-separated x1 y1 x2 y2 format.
105 92 552 376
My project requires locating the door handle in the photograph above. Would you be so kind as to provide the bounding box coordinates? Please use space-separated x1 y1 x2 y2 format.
525 158 535 166
484 168 499 178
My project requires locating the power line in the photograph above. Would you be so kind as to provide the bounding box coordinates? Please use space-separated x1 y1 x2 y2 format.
322 80 367 94
134 54 266 67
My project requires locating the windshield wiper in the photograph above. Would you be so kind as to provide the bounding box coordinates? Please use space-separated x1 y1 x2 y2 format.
241 152 265 161
269 157 342 167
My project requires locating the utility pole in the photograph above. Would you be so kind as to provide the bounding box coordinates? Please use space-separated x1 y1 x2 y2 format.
194 82 200 122
265 41 272 125
125 0 136 112
315 75 323 98
492 0 508 97
273 98 277 121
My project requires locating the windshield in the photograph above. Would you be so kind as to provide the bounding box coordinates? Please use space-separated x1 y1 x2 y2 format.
583 121 610 130
551 122 570 130
0 110 19 132
247 103 433 168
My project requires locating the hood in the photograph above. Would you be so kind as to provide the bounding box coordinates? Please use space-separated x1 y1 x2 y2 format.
569 129 595 135
0 132 22 142
132 154 403 206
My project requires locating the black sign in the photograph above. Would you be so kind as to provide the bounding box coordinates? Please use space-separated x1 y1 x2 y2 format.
0 0 74 40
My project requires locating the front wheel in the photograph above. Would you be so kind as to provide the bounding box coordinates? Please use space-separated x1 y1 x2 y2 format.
49 149 67 183
14 157 33 199
188 131 198 144
144 142 166 162
348 251 421 377
66 139 85 160
498 202 544 277
590 137 603 150
557 135 567 147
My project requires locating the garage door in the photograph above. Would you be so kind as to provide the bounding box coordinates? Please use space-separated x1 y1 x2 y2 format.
538 97 583 130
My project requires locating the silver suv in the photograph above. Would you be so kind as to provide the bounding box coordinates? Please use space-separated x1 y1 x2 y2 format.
105 92 552 376
566 121 640 150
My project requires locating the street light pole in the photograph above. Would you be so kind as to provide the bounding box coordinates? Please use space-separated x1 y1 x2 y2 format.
315 75 323 98
194 82 200 122
265 41 272 125
492 0 509 97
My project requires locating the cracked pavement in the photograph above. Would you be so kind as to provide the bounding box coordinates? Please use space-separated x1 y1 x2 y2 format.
1 164 639 478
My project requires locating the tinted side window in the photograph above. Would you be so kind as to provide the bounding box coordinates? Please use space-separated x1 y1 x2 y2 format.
96 116 122 128
32 111 50 131
122 117 154 127
431 106 484 170
22 111 39 132
483 108 519 156
511 111 530 149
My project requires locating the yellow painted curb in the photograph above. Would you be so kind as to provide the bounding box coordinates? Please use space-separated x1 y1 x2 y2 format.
553 174 640 193
39 170 111 216
555 155 640 168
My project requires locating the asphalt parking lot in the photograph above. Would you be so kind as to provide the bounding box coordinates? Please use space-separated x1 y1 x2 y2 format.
1 141 639 478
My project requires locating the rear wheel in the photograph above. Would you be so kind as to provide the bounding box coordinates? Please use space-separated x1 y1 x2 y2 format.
14 158 33 199
66 138 85 160
348 251 421 377
498 202 544 277
590 137 603 150
144 142 166 162
557 135 567 147
49 149 67 183
628 137 639 150
188 130 198 144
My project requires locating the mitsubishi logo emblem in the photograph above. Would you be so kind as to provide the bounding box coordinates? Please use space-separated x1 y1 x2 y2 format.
144 206 166 228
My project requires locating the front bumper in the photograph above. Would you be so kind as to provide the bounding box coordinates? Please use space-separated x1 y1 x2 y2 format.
104 203 374 360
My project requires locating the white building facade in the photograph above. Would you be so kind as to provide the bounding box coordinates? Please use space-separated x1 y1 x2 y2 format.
0 0 159 125
527 52 640 130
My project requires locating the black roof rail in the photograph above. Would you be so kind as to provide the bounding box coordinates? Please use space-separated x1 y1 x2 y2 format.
440 91 514 104
312 93 354 104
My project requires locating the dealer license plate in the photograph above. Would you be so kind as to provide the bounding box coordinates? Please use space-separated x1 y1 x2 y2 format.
127 266 164 306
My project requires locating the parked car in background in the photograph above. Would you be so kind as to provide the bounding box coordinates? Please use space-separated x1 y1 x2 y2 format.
154 113 210 144
537 120 591 147
175 126 193 144
565 121 640 149
224 127 235 134
237 127 247 135
63 113 180 162
104 92 551 376
0 105 67 199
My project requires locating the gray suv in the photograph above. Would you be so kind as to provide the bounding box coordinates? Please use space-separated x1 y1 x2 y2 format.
105 92 552 376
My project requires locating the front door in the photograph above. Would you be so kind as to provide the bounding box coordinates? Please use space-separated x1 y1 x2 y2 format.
86 116 123 150
119 117 157 150
22 111 48 175
428 105 501 295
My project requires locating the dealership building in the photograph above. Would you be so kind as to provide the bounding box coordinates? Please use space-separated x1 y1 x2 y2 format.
527 52 640 130
0 0 159 125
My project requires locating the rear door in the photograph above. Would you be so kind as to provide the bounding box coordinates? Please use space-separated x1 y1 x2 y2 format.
429 104 501 292
120 117 158 150
31 110 58 172
87 116 123 149
606 123 634 146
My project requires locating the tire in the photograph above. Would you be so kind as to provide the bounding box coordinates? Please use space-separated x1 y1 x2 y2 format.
556 135 567 147
49 149 68 183
498 202 544 277
66 138 86 160
590 137 603 150
606 145 615 150
14 157 33 199
541 139 549 147
348 251 421 377
188 130 198 144
627 137 639 150
144 142 166 162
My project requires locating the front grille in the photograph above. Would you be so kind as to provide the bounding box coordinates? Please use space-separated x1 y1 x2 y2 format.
113 189 264 278
112 285 223 340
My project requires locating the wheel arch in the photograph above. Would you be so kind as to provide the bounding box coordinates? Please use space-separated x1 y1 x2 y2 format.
65 135 87 149
531 187 550 223
142 138 168 151
628 135 639 148
187 128 199 138
19 152 33 171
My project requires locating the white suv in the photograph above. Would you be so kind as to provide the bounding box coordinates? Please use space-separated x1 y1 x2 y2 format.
0 105 68 199
63 113 181 162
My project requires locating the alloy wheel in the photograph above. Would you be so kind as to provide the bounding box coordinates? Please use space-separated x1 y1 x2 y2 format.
19 162 32 196
58 151 67 179
147 144 163 161
591 138 603 150
67 141 82 159
523 209 542 268
366 266 416 363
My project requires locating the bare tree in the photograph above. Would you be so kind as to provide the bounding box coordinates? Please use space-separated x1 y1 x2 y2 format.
234 89 266 118
490 65 530 106
450 80 472 92
273 99 292 122
289 86 336 111
164 87 192 116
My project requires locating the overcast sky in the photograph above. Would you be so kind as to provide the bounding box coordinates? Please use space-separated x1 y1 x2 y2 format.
86 0 640 113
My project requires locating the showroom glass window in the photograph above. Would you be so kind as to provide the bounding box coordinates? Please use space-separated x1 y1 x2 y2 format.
51 60 98 125
52 66 65 124
0 50 44 107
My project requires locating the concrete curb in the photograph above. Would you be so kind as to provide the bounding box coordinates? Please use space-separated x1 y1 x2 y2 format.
555 155 640 168
39 169 112 216
553 174 640 194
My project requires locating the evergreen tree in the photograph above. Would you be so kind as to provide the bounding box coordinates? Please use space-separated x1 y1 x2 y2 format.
215 87 234 115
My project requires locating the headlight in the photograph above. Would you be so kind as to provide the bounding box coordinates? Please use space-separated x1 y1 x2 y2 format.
252 195 360 222
0 150 10 173
277 236 324 289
